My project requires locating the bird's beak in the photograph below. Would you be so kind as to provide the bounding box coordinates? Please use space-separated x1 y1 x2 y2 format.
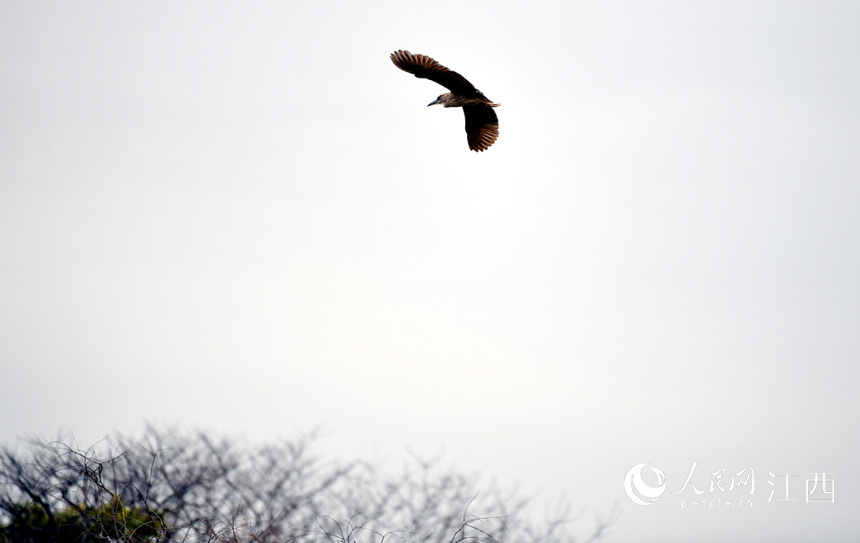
427 98 441 107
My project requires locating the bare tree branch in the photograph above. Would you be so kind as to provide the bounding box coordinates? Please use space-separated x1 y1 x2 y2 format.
0 428 615 543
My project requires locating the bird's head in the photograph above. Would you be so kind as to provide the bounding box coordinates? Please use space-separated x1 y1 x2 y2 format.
427 93 454 107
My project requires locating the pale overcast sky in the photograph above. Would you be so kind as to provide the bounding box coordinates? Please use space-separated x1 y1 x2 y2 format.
1 2 858 541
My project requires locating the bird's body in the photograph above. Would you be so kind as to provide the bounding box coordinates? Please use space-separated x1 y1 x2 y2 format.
428 93 499 108
390 50 500 152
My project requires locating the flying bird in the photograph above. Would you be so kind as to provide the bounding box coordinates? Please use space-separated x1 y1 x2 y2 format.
390 50 500 152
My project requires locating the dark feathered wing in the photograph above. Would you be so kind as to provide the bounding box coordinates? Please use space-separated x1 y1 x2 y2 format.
463 105 499 152
390 50 478 95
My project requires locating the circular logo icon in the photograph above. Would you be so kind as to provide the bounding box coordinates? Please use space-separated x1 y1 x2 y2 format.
624 463 667 506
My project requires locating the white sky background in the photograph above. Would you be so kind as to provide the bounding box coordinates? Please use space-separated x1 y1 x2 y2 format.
1 1 859 541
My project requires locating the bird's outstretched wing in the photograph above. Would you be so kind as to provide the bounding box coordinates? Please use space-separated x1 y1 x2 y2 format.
390 50 479 96
463 105 499 152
